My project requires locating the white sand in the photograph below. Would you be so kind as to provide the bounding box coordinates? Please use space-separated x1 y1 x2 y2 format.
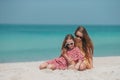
0 56 120 80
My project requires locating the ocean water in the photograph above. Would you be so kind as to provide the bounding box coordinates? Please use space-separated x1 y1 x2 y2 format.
0 24 120 63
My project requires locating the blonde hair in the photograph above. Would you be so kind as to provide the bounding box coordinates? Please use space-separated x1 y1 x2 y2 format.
74 26 94 59
61 34 75 50
60 34 76 56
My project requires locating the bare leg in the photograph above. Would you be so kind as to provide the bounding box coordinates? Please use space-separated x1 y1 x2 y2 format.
75 60 82 70
39 62 48 70
68 61 76 70
68 65 75 69
79 62 86 71
75 63 80 70
47 64 56 70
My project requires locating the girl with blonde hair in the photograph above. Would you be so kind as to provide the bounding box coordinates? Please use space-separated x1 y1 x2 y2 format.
74 26 94 70
39 34 84 70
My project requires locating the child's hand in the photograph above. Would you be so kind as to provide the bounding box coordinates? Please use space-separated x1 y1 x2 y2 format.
67 58 72 64
68 58 75 65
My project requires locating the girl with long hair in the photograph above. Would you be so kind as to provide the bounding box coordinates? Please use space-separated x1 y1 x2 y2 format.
74 26 94 70
39 34 84 70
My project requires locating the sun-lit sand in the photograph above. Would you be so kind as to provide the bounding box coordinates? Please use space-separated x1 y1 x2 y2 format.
0 56 120 80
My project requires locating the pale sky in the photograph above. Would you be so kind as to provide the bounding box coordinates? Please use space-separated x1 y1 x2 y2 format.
0 0 120 25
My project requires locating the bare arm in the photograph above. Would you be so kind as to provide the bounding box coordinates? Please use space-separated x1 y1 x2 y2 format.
87 48 93 69
61 49 73 65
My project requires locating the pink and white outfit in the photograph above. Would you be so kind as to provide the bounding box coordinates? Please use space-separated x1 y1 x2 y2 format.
47 47 84 69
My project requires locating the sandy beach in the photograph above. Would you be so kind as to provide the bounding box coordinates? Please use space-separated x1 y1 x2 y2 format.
0 56 120 80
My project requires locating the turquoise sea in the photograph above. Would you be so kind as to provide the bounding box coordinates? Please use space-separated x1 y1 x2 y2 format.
0 24 120 63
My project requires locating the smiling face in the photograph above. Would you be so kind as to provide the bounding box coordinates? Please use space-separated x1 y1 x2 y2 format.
65 39 74 49
76 31 83 39
75 27 84 40
61 34 75 50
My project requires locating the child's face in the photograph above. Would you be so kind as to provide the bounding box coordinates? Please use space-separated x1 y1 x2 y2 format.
65 39 74 49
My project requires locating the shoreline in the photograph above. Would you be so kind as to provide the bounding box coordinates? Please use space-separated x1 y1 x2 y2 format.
0 56 120 80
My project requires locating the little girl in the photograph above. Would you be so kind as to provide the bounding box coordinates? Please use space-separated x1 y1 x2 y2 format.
39 34 84 70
